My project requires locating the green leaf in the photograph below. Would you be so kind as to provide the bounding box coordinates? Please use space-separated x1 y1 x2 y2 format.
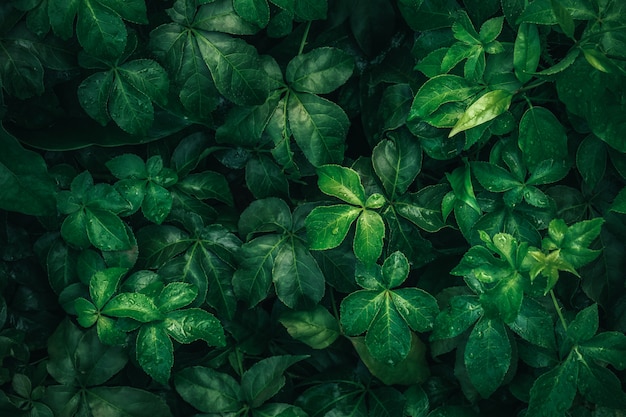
449 90 513 137
177 171 233 206
372 134 422 199
76 0 127 61
317 164 366 205
74 325 128 386
446 164 481 214
305 205 361 250
381 251 410 289
356 334 431 386
579 332 626 370
366 297 412 365
550 0 575 40
75 298 98 328
196 31 269 105
471 161 522 192
245 155 290 199
279 305 340 349
464 317 511 397
526 353 578 417
286 47 354 94
233 0 270 28
155 282 198 312
106 154 147 179
576 135 606 189
479 16 504 44
408 75 482 122
238 197 292 238
518 107 568 170
513 23 541 83
84 207 132 251
567 304 598 344
288 91 348 166
141 182 172 225
340 290 384 335
272 239 325 309
164 308 225 346
354 210 385 264
89 267 128 310
507 297 556 350
432 295 483 340
577 359 626 409
136 323 173 384
102 293 163 322
175 367 242 414
241 355 307 408
233 234 284 307
137 225 191 269
0 126 56 215
394 184 448 232
86 386 172 417
391 288 439 332
77 71 114 126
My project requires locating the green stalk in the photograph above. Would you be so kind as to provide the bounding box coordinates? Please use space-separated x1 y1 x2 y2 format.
550 289 568 331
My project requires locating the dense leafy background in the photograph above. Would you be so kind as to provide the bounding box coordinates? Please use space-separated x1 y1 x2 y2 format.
1 0 626 416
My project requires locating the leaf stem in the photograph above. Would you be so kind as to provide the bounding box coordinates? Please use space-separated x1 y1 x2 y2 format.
298 21 313 55
550 289 568 331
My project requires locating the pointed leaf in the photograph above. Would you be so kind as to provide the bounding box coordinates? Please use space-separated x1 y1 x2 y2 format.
408 75 482 121
431 295 483 340
155 282 198 312
366 298 411 365
89 267 128 310
288 92 348 166
102 293 163 322
317 164 366 205
86 386 172 417
196 31 269 105
76 0 127 61
305 205 361 250
279 305 340 349
340 290 384 336
175 367 242 413
372 134 422 199
164 308 225 346
286 47 354 94
273 239 325 309
241 355 308 408
449 90 513 137
354 210 385 264
526 353 578 417
514 23 541 83
136 323 173 384
464 317 511 397
518 107 568 169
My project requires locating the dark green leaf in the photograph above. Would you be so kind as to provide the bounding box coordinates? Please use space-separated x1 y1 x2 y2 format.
288 92 348 167
196 31 269 105
507 297 556 350
273 239 325 309
567 304 598 344
233 0 270 28
195 0 261 34
432 295 483 340
394 184 448 232
177 171 233 206
526 353 578 417
0 126 56 215
76 0 127 61
464 317 511 397
372 134 422 199
233 234 284 307
518 107 568 170
245 155 290 199
238 197 292 238
175 367 242 413
241 355 307 408
0 39 45 99
579 332 626 370
86 386 172 417
155 282 198 312
391 288 438 332
340 290 384 336
286 47 354 94
576 135 606 189
136 323 173 384
366 297 412 365
137 225 191 269
471 161 521 192
279 305 340 349
408 75 481 122
89 267 128 310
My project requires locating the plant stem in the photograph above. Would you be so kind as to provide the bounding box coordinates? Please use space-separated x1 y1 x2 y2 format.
298 21 312 55
550 289 568 331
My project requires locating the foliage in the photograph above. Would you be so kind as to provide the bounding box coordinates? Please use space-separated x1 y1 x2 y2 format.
1 0 626 416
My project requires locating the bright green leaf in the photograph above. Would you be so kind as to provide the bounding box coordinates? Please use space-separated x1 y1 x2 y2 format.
286 47 354 94
279 305 340 349
449 90 513 137
102 293 163 322
305 205 361 250
354 210 385 264
164 308 226 346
